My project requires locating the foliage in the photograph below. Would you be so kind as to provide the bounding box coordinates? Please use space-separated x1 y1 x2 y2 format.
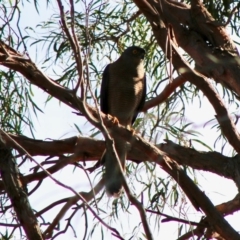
0 0 240 239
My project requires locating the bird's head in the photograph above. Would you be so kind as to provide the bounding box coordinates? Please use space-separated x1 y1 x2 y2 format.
121 46 146 65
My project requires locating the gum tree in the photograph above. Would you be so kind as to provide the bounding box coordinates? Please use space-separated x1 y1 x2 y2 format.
0 0 240 239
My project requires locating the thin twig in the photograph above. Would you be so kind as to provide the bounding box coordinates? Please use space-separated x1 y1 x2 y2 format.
123 179 154 240
224 5 239 27
44 178 104 238
146 209 202 226
56 0 84 94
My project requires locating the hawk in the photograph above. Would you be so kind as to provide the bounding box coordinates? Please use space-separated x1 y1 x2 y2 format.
100 46 146 197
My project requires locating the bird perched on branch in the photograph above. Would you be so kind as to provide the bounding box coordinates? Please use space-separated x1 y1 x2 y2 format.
100 46 146 197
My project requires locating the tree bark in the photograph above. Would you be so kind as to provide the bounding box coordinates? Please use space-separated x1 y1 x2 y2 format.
0 141 43 240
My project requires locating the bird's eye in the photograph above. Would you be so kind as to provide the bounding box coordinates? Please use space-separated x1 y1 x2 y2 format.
132 49 138 54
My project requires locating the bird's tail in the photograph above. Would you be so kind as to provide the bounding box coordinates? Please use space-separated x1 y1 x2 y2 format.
103 137 126 197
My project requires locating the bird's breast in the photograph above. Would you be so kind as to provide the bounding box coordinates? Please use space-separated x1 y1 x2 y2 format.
108 71 144 126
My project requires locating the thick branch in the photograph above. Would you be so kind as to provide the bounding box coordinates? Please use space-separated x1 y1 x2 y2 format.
1 134 240 187
160 160 240 240
150 0 240 96
159 140 240 185
0 133 79 156
179 193 240 240
0 41 81 112
0 141 43 240
133 0 240 155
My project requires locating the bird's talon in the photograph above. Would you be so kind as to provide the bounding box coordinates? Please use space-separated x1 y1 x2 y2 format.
106 114 112 120
112 116 119 125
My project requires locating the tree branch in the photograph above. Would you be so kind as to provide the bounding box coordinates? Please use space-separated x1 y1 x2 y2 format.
1 133 240 189
132 0 240 154
0 140 43 240
159 160 240 240
44 178 104 238
178 193 240 239
159 140 240 188
143 75 186 111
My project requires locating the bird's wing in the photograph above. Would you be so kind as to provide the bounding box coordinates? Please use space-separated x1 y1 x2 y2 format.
100 64 110 114
132 74 146 125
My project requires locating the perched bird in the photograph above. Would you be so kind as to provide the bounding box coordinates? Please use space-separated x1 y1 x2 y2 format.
100 46 146 197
